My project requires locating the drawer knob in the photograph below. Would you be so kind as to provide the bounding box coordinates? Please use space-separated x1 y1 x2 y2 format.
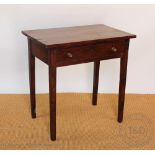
111 47 117 52
67 52 73 58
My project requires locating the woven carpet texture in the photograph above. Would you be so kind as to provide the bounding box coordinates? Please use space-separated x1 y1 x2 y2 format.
0 93 155 150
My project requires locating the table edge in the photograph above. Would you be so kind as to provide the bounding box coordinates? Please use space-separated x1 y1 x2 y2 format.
22 30 136 49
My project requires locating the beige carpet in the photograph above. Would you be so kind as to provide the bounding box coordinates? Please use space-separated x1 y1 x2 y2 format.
0 93 155 150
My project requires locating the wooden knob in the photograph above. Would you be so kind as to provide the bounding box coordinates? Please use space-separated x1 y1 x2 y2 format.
67 52 73 58
111 47 117 52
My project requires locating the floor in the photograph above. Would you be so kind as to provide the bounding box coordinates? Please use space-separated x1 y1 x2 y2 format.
0 93 155 150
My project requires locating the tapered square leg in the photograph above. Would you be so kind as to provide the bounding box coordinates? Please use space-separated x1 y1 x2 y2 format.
118 40 129 123
92 61 100 105
28 39 36 119
48 50 57 141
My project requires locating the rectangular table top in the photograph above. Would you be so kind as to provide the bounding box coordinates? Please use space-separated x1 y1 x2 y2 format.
22 24 136 48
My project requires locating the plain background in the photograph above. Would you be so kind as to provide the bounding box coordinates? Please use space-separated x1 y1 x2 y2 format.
0 4 155 94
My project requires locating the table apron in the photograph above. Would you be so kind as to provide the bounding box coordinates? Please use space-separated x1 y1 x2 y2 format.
31 40 126 67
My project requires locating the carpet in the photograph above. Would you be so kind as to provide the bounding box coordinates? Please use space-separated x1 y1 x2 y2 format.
0 93 155 150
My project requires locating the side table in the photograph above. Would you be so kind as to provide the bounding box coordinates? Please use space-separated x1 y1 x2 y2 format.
22 24 136 141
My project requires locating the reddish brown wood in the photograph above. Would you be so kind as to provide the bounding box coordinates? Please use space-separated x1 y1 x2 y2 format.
92 61 100 105
48 49 57 141
22 24 136 48
28 39 36 118
118 39 129 123
22 24 136 141
56 40 125 67
31 41 48 64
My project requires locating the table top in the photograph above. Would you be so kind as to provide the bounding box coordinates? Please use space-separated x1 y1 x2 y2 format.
22 24 136 48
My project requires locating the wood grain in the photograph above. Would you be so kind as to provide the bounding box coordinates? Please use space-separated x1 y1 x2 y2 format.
22 24 136 48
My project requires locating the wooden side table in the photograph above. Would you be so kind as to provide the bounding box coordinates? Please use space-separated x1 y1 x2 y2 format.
22 24 136 141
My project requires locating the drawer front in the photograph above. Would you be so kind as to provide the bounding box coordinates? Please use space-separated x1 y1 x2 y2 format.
56 40 125 67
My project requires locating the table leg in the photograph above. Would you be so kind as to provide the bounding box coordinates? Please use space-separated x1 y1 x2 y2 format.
118 40 129 123
28 39 36 118
48 51 57 141
92 61 100 105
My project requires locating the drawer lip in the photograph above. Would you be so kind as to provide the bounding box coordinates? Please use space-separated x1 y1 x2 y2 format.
55 41 125 67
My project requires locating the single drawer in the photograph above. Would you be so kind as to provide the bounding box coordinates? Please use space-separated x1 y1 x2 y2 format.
56 40 126 67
